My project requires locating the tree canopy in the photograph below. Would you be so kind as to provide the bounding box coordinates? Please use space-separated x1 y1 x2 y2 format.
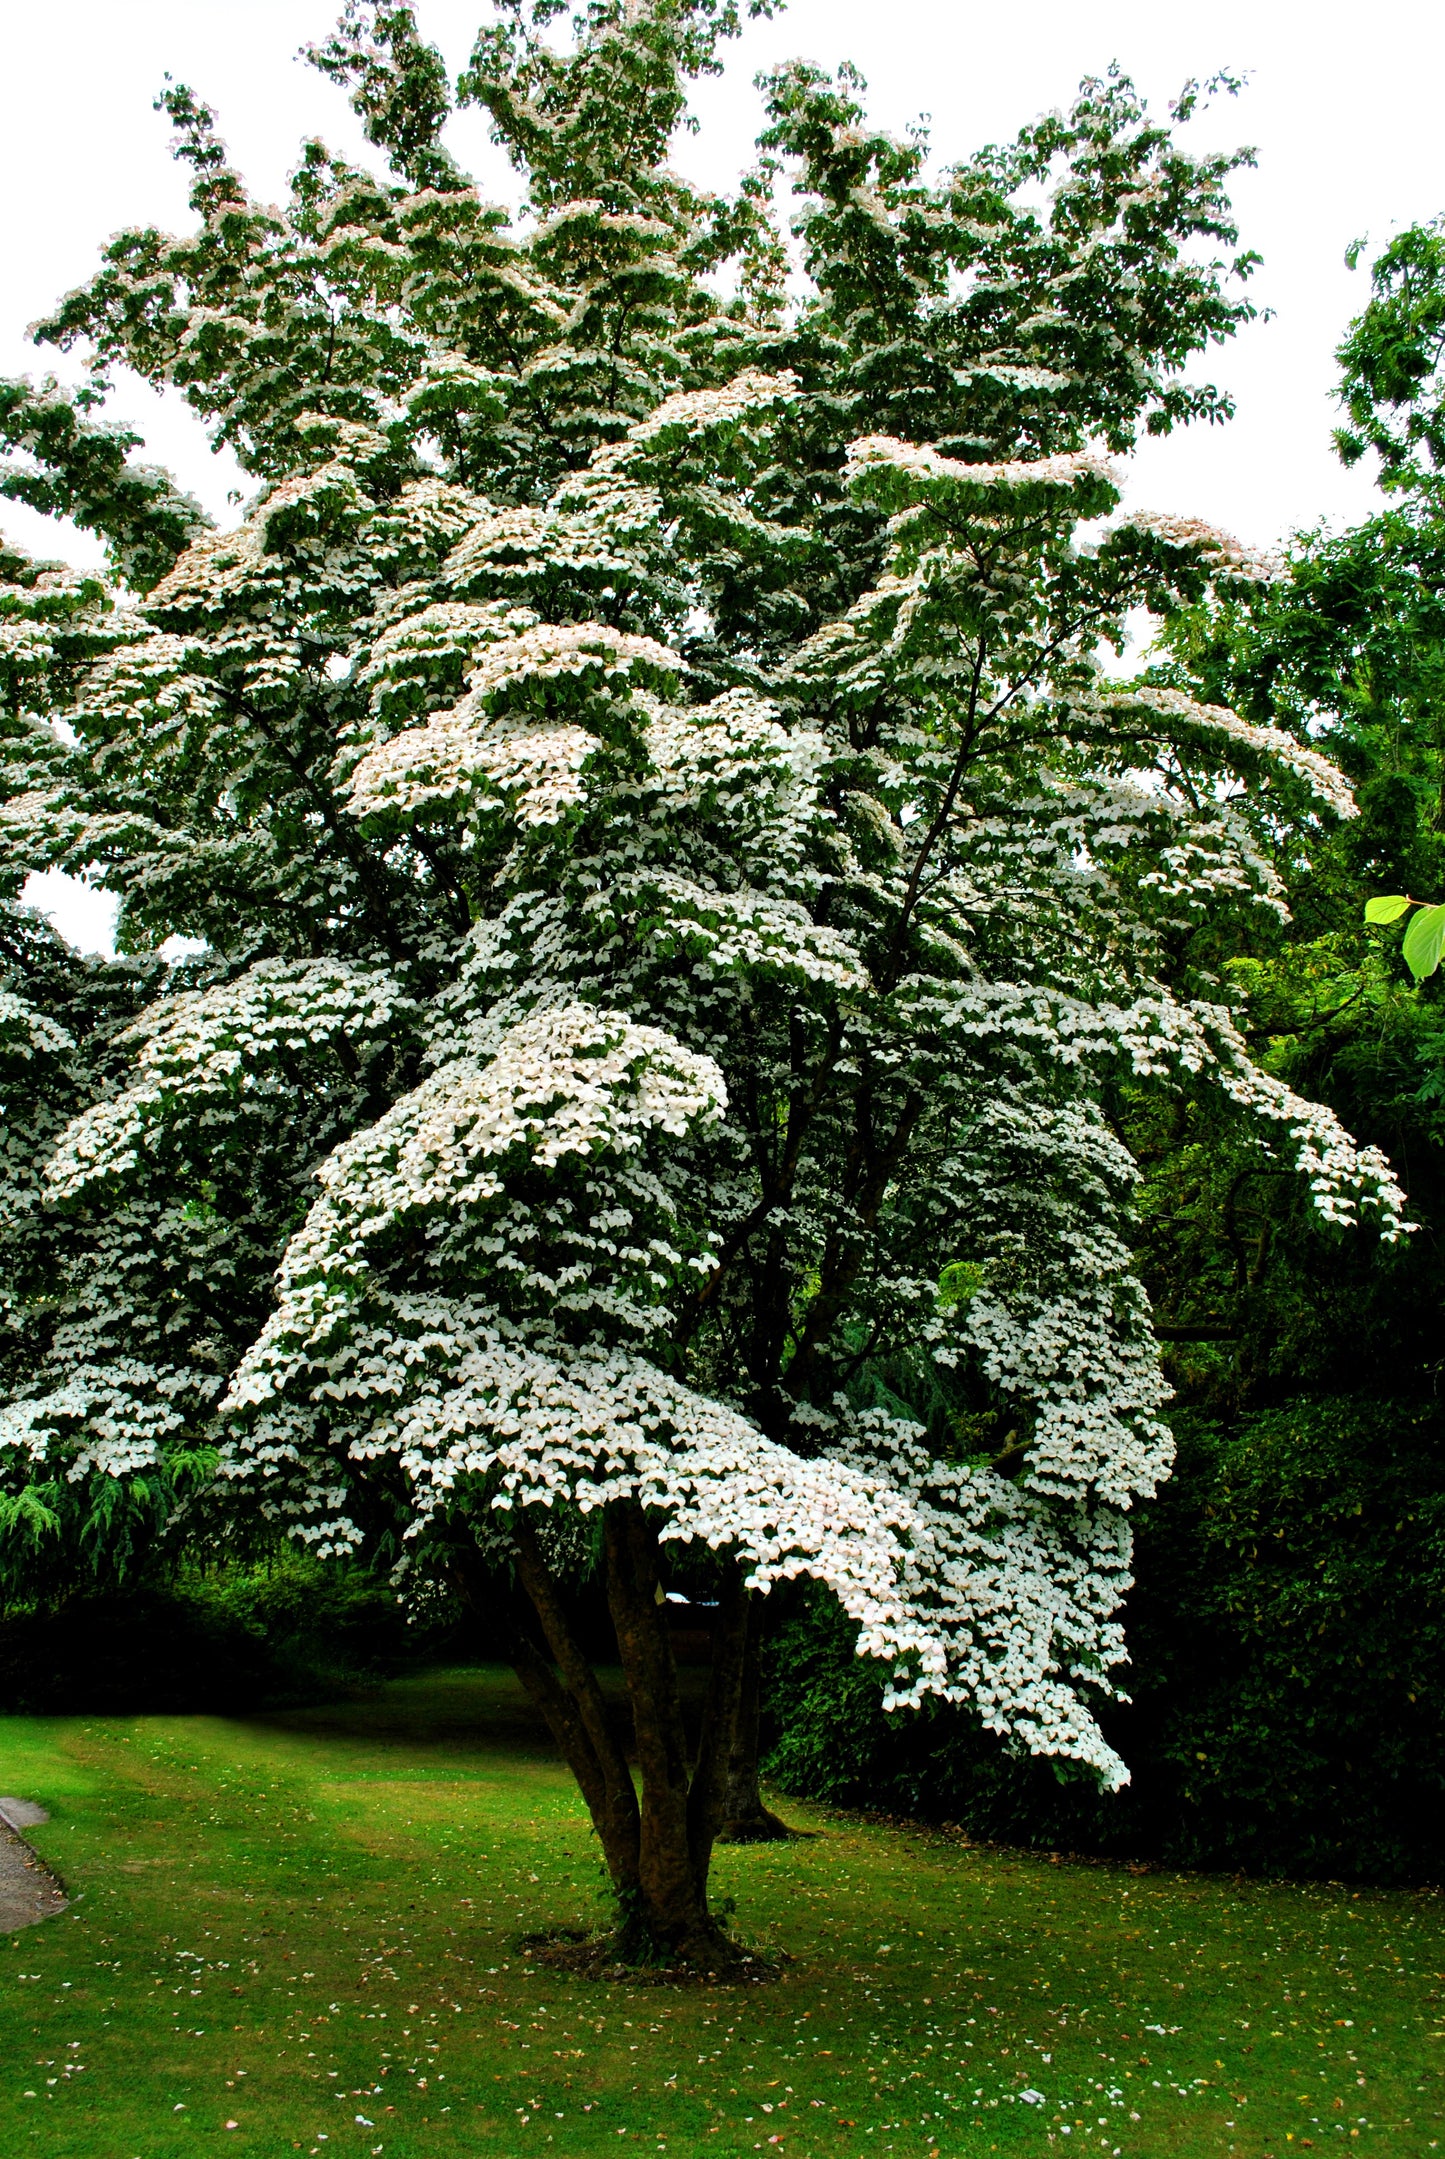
0 0 1404 1963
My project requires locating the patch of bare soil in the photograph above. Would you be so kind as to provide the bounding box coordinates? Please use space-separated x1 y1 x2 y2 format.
518 1927 786 1986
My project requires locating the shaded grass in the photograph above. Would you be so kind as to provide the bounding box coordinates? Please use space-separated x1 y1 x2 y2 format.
1 1666 1442 2158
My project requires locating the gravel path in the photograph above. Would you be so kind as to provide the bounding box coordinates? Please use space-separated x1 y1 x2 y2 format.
0 1802 66 1932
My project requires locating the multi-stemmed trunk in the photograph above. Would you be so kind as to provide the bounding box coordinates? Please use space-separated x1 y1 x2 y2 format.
482 1501 755 1965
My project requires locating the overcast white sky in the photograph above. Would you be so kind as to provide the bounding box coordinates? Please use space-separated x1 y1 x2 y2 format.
4 0 1439 950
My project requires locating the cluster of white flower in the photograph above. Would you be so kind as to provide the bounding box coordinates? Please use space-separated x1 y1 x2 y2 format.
1117 509 1284 585
1089 686 1358 821
957 1258 1170 1506
441 500 648 597
0 1358 218 1484
46 959 416 1200
906 978 1406 1233
343 1335 923 1615
344 621 683 828
67 631 217 742
583 872 869 991
579 371 798 476
458 621 682 705
0 988 73 1062
227 1001 727 1401
1199 1001 1413 1236
363 477 491 578
142 526 269 620
221 1317 1139 1781
346 703 597 828
846 434 1120 502
531 201 675 249
951 771 1290 931
640 688 824 806
0 615 59 704
1138 824 1289 922
354 600 540 728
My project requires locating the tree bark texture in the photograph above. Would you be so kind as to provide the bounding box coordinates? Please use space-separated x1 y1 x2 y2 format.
499 1501 755 1964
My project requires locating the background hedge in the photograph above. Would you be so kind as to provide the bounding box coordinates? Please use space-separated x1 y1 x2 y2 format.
764 1398 1445 1884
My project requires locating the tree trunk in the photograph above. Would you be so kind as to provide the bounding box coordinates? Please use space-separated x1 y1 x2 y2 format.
602 1502 746 1961
484 1503 755 1967
509 1515 643 1899
718 1591 794 1843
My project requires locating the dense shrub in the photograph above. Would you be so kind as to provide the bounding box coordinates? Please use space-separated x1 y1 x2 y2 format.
0 1553 460 1714
765 1398 1445 1884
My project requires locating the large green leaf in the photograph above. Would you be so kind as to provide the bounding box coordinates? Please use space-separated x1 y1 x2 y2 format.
1365 894 1412 924
1402 902 1445 979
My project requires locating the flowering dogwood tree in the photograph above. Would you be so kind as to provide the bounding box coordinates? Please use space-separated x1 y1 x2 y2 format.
0 2 1405 1963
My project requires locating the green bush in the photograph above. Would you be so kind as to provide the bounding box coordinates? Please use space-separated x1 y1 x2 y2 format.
0 1552 455 1714
764 1398 1445 1883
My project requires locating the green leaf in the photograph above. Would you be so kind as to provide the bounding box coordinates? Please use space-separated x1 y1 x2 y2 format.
0 1485 62 1547
1402 902 1445 979
1364 894 1412 924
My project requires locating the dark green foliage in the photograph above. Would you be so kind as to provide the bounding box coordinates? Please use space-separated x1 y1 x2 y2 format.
1119 945 1445 1405
766 1399 1445 1884
1336 216 1445 491
1124 218 1445 1406
0 1551 455 1714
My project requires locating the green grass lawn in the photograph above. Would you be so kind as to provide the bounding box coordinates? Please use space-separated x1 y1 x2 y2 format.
1 1667 1441 2159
